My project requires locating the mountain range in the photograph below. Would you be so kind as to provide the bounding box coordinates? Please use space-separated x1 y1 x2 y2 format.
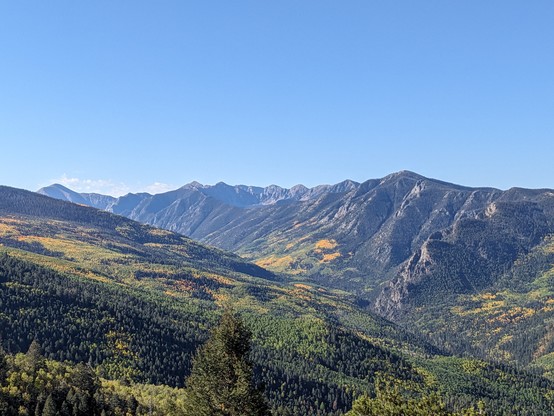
39 171 554 291
0 174 553 413
7 184 552 414
39 171 554 374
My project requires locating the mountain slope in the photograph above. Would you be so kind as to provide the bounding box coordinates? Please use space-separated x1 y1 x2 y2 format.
0 186 441 415
376 197 554 317
375 231 554 374
38 173 554 293
5 185 554 414
38 183 118 210
36 174 554 378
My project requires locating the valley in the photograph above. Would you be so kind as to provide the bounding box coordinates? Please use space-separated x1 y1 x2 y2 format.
1 172 554 414
39 172 554 373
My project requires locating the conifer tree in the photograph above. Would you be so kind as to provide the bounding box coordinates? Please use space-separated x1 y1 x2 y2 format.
60 400 71 416
26 339 45 373
42 394 57 416
183 309 271 416
71 362 99 394
0 345 7 412
0 345 7 382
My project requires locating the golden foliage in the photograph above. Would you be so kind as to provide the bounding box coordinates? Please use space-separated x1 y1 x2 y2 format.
487 307 536 324
314 239 338 251
451 299 506 317
149 228 174 237
2 249 111 283
285 236 310 250
201 272 234 286
0 222 19 236
480 293 497 300
321 252 341 262
293 283 313 290
18 235 125 261
255 255 294 269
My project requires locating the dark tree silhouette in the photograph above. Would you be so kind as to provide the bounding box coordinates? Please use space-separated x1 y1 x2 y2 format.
183 309 271 416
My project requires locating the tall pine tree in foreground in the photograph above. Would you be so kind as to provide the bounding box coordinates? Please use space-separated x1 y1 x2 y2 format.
183 309 271 416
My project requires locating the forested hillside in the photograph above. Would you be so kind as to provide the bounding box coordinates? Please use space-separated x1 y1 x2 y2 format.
0 186 434 414
382 234 554 377
41 172 506 291
3 186 554 414
38 174 554 380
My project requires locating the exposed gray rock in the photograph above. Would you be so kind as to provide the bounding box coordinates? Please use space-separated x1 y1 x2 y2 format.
37 172 554 314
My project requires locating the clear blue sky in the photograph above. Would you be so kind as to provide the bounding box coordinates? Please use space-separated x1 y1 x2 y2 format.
1 1 553 195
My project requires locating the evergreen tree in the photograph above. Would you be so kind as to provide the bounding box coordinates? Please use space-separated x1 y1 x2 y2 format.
71 362 99 394
70 362 99 414
60 400 71 416
183 309 271 416
42 394 57 416
0 345 7 381
0 345 8 413
26 339 45 373
346 376 484 416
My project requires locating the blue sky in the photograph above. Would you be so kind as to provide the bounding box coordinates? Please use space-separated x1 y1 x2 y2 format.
1 1 553 196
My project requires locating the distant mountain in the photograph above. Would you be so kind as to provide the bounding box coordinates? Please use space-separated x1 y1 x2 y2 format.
37 183 91 205
0 185 443 414
7 184 554 413
37 173 554 374
38 183 118 210
38 180 360 212
37 172 553 291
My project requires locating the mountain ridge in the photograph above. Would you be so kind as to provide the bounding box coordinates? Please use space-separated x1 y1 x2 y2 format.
35 172 554 373
6 180 554 413
0 185 462 415
39 171 503 205
37 172 554 292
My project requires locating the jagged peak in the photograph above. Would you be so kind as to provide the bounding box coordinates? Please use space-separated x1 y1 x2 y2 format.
180 181 205 190
290 184 308 192
264 184 286 192
329 179 360 193
119 192 152 198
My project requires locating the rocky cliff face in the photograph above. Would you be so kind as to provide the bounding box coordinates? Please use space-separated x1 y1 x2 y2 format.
39 171 554 303
41 171 554 312
36 175 554 367
374 196 554 319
